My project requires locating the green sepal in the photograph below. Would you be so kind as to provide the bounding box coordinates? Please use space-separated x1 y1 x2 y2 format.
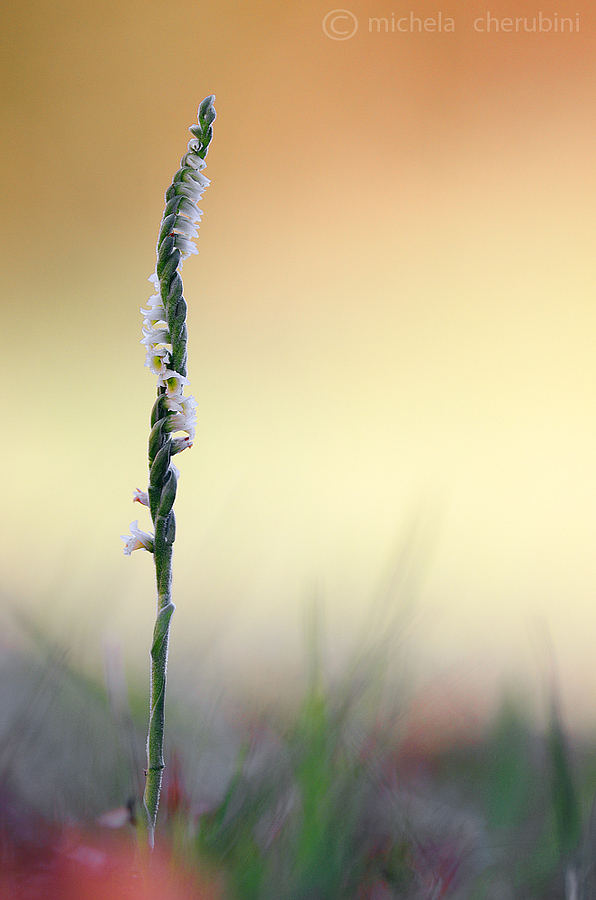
163 195 185 219
150 393 168 429
169 303 187 341
198 126 213 155
168 182 199 200
173 166 200 184
148 418 166 464
151 598 175 649
154 510 176 550
157 467 178 519
170 337 187 378
149 444 172 513
156 236 175 274
168 297 186 339
165 271 183 313
158 250 180 289
165 511 176 545
198 95 216 125
158 213 177 246
166 181 200 200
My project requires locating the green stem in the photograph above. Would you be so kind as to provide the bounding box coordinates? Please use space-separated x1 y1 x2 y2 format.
143 515 176 847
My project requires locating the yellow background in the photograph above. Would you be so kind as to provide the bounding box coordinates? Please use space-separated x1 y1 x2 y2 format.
2 0 595 728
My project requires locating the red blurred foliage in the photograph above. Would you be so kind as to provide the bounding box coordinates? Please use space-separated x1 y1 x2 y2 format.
411 838 463 900
0 784 223 900
162 748 190 821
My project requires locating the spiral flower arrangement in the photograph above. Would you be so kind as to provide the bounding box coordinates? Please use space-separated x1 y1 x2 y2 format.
121 95 216 845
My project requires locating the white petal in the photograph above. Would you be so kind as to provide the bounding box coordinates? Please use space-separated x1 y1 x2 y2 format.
141 326 171 347
173 235 198 256
159 370 190 392
182 169 210 189
121 520 154 555
174 183 205 202
145 347 170 375
166 408 196 441
140 307 167 327
178 198 202 221
173 217 199 238
167 393 198 414
185 147 207 168
133 488 149 506
171 435 193 453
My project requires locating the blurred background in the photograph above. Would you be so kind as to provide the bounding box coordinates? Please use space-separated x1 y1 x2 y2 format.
1 0 595 730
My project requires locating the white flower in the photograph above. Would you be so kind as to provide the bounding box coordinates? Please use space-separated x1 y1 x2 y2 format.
182 168 210 189
140 299 167 325
177 198 202 222
159 370 190 393
184 152 207 172
145 291 163 308
173 183 205 203
179 173 209 201
141 326 171 348
166 408 196 442
186 142 207 164
145 346 170 375
166 393 197 416
133 488 149 506
172 216 199 238
174 235 199 259
171 435 193 453
121 520 154 555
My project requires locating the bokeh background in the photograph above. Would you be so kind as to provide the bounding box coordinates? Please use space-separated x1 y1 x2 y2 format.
1 0 595 729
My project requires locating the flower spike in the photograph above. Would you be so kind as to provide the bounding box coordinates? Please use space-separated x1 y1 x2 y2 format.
122 97 216 848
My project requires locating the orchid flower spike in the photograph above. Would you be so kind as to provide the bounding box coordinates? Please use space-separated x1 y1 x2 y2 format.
121 96 216 848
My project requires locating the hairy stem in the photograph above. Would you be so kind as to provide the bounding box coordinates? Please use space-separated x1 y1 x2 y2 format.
143 517 176 845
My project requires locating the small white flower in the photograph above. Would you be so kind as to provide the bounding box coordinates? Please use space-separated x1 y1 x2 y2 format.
166 394 197 418
145 291 163 308
174 183 205 203
140 300 167 324
174 235 199 259
141 326 171 348
185 145 207 167
133 488 149 506
179 179 208 202
159 370 190 392
182 169 210 189
121 520 154 555
145 346 170 375
172 217 199 238
141 313 168 333
171 435 193 453
166 406 196 442
177 198 202 222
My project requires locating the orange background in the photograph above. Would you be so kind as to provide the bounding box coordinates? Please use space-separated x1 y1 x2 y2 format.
1 0 595 727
